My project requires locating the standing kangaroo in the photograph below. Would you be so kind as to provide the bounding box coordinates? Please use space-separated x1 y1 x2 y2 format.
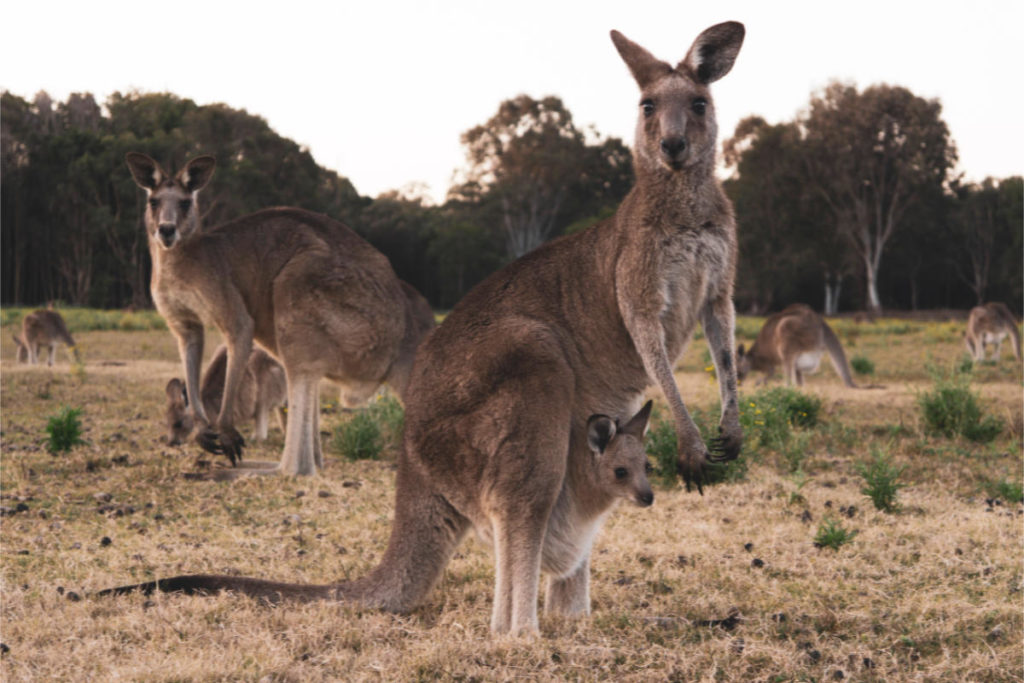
125 152 431 476
964 302 1021 362
14 309 78 366
736 304 858 387
105 23 745 635
102 402 655 609
165 345 287 446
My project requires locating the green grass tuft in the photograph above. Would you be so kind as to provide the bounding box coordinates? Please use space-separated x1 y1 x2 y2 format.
918 371 1003 442
331 394 404 461
813 517 858 550
857 447 906 512
45 406 86 453
850 356 875 375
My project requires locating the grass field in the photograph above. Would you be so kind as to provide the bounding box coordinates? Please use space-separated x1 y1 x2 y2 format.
1 311 1021 681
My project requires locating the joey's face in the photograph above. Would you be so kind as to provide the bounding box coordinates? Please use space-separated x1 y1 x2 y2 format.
599 433 655 507
635 76 716 173
164 379 193 445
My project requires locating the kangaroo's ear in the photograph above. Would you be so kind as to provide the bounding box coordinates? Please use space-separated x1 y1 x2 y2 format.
737 343 746 357
178 156 216 193
125 152 166 191
679 21 745 84
610 30 673 89
587 414 617 454
622 400 653 438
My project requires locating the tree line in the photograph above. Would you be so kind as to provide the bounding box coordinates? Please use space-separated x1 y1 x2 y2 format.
2 86 1020 314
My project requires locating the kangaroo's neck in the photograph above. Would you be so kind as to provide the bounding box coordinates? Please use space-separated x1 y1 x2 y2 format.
624 158 720 231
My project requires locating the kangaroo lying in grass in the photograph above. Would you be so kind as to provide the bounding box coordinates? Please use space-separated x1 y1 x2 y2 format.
14 309 79 366
736 304 858 387
964 302 1021 362
101 401 654 614
106 22 744 635
165 345 287 446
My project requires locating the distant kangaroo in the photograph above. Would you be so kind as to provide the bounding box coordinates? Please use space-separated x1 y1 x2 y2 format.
105 23 744 635
14 309 78 366
126 152 432 476
964 302 1021 362
165 345 287 446
736 304 857 387
101 401 655 613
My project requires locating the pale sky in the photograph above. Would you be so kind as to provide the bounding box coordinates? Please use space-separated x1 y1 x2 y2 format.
3 0 1021 204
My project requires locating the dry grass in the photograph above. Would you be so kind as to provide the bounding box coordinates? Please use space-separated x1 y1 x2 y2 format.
1 316 1021 681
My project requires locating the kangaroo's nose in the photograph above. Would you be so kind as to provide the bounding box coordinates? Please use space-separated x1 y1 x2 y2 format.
660 137 687 157
638 490 654 507
158 225 176 241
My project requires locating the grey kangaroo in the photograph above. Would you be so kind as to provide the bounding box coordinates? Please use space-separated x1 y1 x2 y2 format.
736 304 858 387
125 152 433 476
165 345 287 446
964 302 1021 362
104 22 745 635
14 309 78 366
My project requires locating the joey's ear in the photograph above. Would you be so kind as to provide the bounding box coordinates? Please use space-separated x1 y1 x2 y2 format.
178 155 216 193
622 400 653 437
679 21 745 84
125 152 166 191
610 30 673 89
587 414 617 454
165 378 187 405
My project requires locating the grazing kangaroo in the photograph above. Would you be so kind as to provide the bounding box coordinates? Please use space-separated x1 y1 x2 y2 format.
964 302 1021 362
736 304 857 387
101 402 655 610
165 345 287 446
126 152 431 476
15 309 78 366
105 23 745 635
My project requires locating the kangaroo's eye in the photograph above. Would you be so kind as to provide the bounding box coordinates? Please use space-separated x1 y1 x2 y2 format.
172 420 183 430
179 199 192 213
148 198 160 211
614 467 628 480
692 98 707 116
641 99 655 117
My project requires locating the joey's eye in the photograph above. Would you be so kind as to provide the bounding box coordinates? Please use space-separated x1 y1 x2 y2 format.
179 199 192 213
614 467 628 480
692 98 707 116
641 99 655 117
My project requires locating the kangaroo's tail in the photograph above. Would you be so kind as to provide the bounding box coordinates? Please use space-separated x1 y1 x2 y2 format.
821 320 857 388
337 451 470 613
96 574 337 602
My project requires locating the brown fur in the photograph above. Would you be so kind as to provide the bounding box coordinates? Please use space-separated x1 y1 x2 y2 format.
104 23 745 636
125 152 433 476
736 304 857 387
964 302 1021 362
16 310 78 366
164 345 287 446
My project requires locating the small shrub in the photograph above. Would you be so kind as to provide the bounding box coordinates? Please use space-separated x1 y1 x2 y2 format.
918 373 1003 442
984 478 1024 504
857 448 906 512
331 394 405 461
850 356 875 376
813 517 858 550
957 355 974 374
740 386 822 454
332 411 383 461
645 407 747 487
46 406 86 453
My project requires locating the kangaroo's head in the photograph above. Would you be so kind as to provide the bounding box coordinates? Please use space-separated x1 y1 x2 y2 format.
586 400 655 507
164 378 194 446
611 23 744 176
126 153 215 250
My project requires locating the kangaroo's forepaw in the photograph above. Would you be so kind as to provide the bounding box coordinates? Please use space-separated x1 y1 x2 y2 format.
195 428 224 457
217 427 246 465
677 446 710 496
708 426 742 463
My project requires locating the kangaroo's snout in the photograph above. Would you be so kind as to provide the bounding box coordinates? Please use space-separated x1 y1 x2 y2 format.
158 224 177 246
636 489 654 507
660 136 688 168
